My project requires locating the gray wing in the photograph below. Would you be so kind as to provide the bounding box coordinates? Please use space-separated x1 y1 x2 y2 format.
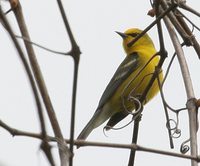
97 52 140 109
77 52 140 141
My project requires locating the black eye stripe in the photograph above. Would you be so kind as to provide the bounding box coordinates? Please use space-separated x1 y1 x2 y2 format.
127 33 140 37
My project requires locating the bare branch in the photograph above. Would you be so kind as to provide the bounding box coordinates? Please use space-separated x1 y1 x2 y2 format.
56 1 81 166
178 2 200 17
161 1 200 58
163 7 198 166
8 2 70 165
0 119 199 163
127 3 177 48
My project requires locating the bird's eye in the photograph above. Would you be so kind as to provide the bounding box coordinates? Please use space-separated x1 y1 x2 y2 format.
127 33 139 37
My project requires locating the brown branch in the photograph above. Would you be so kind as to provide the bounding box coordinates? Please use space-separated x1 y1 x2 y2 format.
0 119 199 163
56 1 81 166
1 5 56 165
160 1 192 46
75 140 199 163
163 8 198 166
175 10 200 59
127 3 177 48
128 2 170 165
178 2 200 17
160 1 200 59
8 2 70 165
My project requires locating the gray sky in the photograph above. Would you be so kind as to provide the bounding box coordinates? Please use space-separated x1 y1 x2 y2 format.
0 0 200 165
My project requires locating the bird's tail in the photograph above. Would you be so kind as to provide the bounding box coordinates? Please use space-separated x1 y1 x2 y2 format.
77 108 112 143
77 117 96 141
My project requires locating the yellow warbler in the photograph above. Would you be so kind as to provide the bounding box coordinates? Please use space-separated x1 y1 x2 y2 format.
77 28 163 140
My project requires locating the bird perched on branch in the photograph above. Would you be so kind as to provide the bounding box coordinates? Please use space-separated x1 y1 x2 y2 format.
77 28 163 141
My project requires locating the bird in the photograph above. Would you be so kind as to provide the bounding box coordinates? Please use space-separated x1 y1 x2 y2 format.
77 28 163 141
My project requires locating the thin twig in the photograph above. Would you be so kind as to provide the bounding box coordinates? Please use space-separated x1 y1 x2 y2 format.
127 3 177 48
15 35 70 56
179 3 200 17
128 118 140 166
160 1 190 45
56 1 81 166
128 2 170 165
175 10 200 32
174 10 200 59
153 2 176 149
161 1 200 59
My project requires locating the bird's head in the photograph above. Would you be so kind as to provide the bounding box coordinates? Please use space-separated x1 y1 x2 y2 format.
116 28 155 55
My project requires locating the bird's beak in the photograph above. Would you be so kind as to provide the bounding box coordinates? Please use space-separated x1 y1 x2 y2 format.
115 31 127 39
